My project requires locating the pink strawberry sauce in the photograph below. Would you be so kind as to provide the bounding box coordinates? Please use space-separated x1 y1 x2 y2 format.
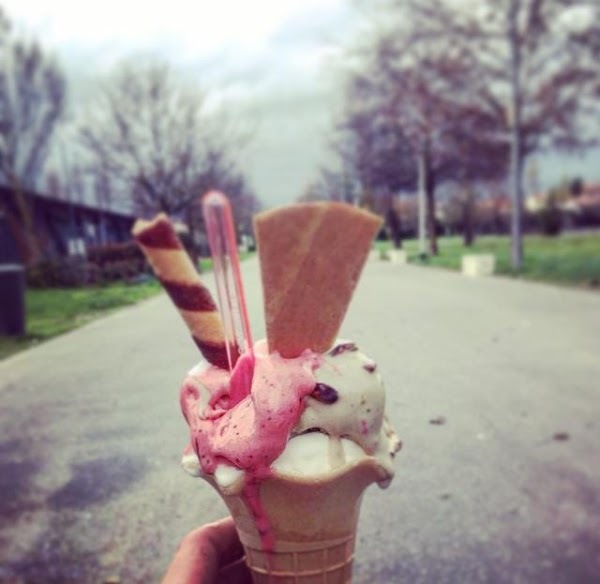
180 342 322 551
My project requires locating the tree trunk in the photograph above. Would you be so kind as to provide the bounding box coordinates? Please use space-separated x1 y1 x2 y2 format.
10 174 41 264
463 186 475 247
385 206 402 249
463 211 475 246
423 149 438 256
508 0 524 269
184 203 200 268
417 151 427 257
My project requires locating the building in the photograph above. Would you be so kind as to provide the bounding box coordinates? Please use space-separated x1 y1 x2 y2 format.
525 181 600 228
573 182 600 226
0 186 137 264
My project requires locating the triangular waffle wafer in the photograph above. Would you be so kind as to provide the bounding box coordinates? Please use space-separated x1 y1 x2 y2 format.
254 202 382 358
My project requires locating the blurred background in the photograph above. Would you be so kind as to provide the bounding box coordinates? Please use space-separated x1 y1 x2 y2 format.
0 0 599 321
0 1 599 582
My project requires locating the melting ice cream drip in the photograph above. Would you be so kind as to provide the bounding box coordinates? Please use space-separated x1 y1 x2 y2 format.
180 339 400 485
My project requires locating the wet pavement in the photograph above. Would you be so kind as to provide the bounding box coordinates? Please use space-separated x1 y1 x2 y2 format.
1 258 599 583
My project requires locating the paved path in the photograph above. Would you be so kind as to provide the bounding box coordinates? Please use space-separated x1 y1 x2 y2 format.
1 259 599 583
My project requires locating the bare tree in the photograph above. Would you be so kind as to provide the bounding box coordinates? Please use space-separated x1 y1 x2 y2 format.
192 148 260 239
341 39 507 254
0 8 66 262
327 80 417 249
334 97 416 199
302 165 362 208
295 180 325 203
79 60 247 218
443 186 479 246
382 0 600 267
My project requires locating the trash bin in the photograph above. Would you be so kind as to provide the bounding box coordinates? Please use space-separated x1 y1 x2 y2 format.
0 264 25 336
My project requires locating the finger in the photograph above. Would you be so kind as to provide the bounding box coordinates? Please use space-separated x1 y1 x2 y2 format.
162 518 245 584
162 527 213 584
203 517 246 569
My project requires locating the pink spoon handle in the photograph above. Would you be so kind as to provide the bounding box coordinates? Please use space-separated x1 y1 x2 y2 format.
202 191 253 370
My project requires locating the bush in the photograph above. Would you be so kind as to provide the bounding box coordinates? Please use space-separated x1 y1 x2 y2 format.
88 240 148 282
27 257 149 288
538 196 563 237
27 240 150 288
27 258 95 288
87 241 145 266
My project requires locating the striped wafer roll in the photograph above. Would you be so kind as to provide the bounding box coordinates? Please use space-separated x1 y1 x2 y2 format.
132 213 233 369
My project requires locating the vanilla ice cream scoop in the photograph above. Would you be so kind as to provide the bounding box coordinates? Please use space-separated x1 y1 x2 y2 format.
180 339 400 491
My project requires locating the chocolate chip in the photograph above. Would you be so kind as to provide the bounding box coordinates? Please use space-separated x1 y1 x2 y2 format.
329 342 358 357
311 383 339 404
429 416 446 426
301 427 327 435
553 432 570 441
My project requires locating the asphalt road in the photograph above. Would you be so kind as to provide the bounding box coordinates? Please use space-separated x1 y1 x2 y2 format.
1 258 599 583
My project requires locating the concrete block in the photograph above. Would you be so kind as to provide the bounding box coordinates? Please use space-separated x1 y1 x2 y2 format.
388 249 408 264
462 254 496 277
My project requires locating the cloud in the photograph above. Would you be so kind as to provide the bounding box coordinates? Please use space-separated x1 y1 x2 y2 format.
3 0 358 207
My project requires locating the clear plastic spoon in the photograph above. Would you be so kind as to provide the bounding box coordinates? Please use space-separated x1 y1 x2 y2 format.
202 191 253 371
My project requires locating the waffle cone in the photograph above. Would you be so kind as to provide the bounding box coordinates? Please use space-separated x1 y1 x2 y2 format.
210 460 381 583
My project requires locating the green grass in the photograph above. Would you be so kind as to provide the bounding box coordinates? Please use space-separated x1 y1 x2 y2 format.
199 250 254 274
0 279 162 360
0 251 257 361
378 233 600 288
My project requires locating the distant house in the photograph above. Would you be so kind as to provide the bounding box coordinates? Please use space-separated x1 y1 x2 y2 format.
0 186 137 264
475 195 512 233
526 181 600 228
573 182 600 225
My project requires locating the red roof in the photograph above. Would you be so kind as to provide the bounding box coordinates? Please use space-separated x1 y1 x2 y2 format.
577 182 600 208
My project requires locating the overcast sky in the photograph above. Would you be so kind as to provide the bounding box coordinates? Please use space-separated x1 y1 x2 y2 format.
4 0 599 209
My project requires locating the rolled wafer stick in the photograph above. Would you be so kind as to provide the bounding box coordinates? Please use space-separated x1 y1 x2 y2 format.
132 213 231 369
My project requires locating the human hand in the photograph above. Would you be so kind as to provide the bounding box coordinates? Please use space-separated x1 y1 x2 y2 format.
162 517 252 584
